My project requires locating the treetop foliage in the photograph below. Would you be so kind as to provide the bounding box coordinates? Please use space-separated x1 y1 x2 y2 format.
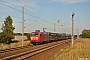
82 29 90 38
0 16 15 44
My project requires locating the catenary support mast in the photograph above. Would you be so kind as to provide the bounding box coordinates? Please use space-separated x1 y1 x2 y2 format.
22 7 24 46
72 13 75 46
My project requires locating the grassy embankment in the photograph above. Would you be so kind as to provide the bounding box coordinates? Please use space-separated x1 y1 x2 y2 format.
0 40 30 50
50 38 90 60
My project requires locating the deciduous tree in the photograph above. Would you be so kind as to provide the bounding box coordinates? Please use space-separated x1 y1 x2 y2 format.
82 29 90 38
0 16 15 44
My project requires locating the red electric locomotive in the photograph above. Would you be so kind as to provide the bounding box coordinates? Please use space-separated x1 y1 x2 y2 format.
30 30 72 45
30 30 50 45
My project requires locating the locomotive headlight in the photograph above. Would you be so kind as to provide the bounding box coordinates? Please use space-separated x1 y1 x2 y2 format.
31 37 33 40
36 37 38 40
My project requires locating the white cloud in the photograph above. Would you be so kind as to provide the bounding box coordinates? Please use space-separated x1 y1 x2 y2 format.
51 0 89 4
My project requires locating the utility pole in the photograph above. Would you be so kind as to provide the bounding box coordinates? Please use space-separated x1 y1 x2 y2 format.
72 13 75 46
54 23 56 32
22 7 24 46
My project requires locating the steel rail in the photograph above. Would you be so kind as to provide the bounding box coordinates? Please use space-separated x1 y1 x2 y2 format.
1 40 69 60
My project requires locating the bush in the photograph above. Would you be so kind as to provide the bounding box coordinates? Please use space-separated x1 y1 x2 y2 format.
26 34 30 40
0 33 12 44
82 29 90 38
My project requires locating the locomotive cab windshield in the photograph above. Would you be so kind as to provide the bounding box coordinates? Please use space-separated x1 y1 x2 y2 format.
31 33 38 36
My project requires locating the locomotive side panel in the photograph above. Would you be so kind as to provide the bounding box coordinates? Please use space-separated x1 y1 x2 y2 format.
40 33 50 43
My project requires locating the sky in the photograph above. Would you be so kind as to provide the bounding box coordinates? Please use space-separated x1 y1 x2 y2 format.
0 0 90 34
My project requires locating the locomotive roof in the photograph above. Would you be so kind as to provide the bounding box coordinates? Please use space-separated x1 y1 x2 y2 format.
31 31 70 35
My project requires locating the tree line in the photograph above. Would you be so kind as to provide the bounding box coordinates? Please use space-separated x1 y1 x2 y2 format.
81 29 90 38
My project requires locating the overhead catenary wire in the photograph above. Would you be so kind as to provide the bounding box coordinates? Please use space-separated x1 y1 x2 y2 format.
23 7 53 24
0 1 52 25
16 0 56 21
16 0 66 29
0 11 21 19
24 20 41 28
0 2 22 12
0 2 37 23
17 0 57 28
63 19 72 24
0 0 37 23
0 13 42 28
57 20 71 29
2 0 50 23
0 12 22 23
0 0 74 33
1 0 72 27
0 11 39 24
1 0 22 7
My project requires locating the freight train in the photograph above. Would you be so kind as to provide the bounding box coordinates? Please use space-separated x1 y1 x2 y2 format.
30 30 71 45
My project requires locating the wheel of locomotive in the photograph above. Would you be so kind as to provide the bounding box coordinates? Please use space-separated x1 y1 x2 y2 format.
49 40 51 43
33 42 36 45
45 41 47 44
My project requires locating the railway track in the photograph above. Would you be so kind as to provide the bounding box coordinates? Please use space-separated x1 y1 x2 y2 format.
0 40 70 60
0 45 34 53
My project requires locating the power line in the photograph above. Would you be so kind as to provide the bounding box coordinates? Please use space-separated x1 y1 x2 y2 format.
16 0 56 21
63 19 72 24
1 0 72 27
0 11 37 24
0 2 52 24
9 0 51 24
0 0 35 22
0 11 21 19
16 0 64 29
1 0 22 7
0 1 49 27
0 0 35 23
23 6 52 24
0 2 22 12
0 12 21 23
1 0 73 31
